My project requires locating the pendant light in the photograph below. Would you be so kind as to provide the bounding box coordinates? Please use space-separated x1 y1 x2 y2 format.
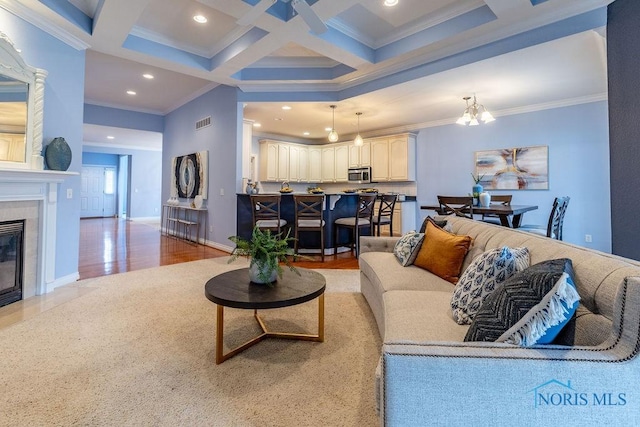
328 105 339 142
354 112 363 146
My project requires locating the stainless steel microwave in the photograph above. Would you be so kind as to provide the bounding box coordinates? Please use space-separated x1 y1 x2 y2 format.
348 167 371 184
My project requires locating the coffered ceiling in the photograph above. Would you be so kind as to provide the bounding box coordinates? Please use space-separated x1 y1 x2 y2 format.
2 0 612 146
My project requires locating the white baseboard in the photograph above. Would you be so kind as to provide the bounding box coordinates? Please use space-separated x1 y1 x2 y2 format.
46 272 80 293
129 216 161 222
204 239 233 253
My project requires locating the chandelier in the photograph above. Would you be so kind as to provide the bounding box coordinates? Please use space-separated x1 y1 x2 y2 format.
456 95 495 126
328 105 339 142
354 112 363 146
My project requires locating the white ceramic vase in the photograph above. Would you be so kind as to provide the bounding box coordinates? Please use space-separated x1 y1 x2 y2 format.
479 192 491 207
249 260 278 284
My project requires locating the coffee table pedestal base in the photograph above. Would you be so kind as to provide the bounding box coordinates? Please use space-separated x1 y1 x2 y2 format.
215 294 325 364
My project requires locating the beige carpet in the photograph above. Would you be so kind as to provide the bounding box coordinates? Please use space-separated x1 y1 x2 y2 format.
0 258 381 426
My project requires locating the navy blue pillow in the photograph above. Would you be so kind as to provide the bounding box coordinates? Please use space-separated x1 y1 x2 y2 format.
464 259 580 346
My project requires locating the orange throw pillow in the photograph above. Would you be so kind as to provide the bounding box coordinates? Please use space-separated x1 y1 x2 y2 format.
414 219 472 283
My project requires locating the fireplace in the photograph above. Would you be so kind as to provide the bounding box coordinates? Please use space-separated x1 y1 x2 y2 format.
0 219 24 307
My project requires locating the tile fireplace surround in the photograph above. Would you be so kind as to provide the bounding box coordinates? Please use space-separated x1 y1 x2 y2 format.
0 168 76 299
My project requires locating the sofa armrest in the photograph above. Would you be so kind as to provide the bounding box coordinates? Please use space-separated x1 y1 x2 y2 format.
381 341 640 426
359 236 399 254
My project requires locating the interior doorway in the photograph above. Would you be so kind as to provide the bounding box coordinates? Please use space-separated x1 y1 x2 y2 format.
80 165 117 218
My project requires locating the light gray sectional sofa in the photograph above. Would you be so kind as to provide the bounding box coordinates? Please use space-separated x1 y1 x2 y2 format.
358 216 640 426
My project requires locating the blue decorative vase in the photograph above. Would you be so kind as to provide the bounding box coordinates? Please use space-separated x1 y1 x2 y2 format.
472 183 483 206
45 137 72 171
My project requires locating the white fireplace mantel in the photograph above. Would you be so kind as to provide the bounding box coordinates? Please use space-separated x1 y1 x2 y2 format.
0 168 77 295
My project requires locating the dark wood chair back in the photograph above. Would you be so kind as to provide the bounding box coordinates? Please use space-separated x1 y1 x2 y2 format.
374 194 398 236
437 196 474 219
356 193 377 226
250 194 284 233
547 196 570 240
490 194 512 205
293 194 325 261
294 194 324 225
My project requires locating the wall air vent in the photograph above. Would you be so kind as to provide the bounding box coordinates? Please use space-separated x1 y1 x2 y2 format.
196 116 211 130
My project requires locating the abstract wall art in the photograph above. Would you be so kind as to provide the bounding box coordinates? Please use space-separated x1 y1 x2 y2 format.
171 151 208 199
475 145 548 190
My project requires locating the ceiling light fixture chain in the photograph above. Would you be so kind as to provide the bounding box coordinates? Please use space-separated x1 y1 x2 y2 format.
354 112 363 146
456 94 495 126
328 105 339 142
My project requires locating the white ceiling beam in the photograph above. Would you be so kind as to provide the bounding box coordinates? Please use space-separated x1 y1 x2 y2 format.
91 0 154 47
483 0 532 18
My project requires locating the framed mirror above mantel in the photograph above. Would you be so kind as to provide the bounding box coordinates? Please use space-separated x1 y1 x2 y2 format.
0 31 47 171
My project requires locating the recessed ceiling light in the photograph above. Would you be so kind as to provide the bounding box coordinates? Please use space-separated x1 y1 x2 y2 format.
253 123 262 128
126 90 136 95
282 105 292 110
107 136 115 140
325 127 332 132
303 132 310 136
142 73 154 79
193 15 207 24
384 0 399 6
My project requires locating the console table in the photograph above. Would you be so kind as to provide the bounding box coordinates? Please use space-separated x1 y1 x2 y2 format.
161 205 207 244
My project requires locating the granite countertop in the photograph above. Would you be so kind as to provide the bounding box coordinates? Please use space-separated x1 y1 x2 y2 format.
237 192 416 202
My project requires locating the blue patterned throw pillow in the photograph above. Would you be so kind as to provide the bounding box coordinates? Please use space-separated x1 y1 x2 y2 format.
464 258 581 346
451 246 530 325
393 231 425 266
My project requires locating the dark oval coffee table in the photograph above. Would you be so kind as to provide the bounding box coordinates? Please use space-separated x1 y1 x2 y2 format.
205 267 326 364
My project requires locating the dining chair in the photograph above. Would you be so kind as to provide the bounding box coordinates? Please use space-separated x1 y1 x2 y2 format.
333 193 377 257
293 194 325 262
437 196 474 219
481 194 513 224
519 196 570 240
250 194 287 234
372 194 398 236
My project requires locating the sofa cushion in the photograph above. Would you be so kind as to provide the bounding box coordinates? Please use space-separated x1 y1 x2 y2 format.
393 231 425 266
418 216 451 233
464 258 580 346
451 246 530 325
414 219 472 283
359 251 454 294
384 290 470 343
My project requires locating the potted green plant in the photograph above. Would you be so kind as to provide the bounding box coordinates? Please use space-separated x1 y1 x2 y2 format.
228 226 300 285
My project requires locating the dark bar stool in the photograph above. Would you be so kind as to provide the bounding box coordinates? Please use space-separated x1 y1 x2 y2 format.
293 194 325 262
372 194 398 236
333 193 377 257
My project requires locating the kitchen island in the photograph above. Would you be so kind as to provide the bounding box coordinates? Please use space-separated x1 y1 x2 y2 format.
236 192 374 253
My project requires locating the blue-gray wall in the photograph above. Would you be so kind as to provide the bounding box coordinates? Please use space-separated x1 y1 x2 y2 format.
2 8 85 281
163 85 240 248
82 152 119 166
607 0 640 260
416 101 611 253
83 146 162 219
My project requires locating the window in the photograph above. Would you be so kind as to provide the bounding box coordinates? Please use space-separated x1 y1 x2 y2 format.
104 168 115 195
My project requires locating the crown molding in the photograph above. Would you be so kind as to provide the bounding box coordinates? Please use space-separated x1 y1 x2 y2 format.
83 99 165 115
82 141 162 152
0 0 90 50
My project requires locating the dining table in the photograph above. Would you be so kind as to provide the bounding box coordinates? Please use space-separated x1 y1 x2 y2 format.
420 203 538 228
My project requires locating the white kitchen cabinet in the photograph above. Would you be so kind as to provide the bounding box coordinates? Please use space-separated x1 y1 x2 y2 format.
321 146 335 182
298 146 309 182
277 144 290 181
259 140 279 182
349 141 371 168
334 143 349 182
370 138 390 182
308 147 322 182
288 144 300 182
370 134 416 182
